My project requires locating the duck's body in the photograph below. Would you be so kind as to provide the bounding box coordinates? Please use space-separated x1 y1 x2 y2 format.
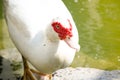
4 0 80 79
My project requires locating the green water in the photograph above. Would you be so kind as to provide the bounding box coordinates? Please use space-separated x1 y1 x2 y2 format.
63 0 120 70
0 0 120 70
0 0 14 49
0 0 3 49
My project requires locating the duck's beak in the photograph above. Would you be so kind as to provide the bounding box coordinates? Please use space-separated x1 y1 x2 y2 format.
64 37 80 52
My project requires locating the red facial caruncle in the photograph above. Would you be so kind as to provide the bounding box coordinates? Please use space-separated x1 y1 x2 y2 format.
51 19 73 40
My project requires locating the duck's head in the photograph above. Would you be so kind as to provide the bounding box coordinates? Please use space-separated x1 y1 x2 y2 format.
51 17 80 52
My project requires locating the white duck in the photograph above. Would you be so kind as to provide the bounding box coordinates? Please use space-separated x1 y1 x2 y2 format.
3 0 80 80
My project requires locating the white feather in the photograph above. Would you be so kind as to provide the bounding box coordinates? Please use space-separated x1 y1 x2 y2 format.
4 0 80 74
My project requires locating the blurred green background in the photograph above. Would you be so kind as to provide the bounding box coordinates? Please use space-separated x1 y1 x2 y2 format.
0 0 120 70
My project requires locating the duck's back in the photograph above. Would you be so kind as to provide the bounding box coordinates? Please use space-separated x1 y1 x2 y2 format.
4 0 73 37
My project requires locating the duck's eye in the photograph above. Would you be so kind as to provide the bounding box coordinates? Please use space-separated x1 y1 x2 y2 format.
66 36 70 39
56 25 60 29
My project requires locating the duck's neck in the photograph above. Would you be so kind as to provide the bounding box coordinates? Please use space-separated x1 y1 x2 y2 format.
46 25 59 42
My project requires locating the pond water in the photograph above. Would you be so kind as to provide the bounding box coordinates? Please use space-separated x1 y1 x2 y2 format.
0 0 120 70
